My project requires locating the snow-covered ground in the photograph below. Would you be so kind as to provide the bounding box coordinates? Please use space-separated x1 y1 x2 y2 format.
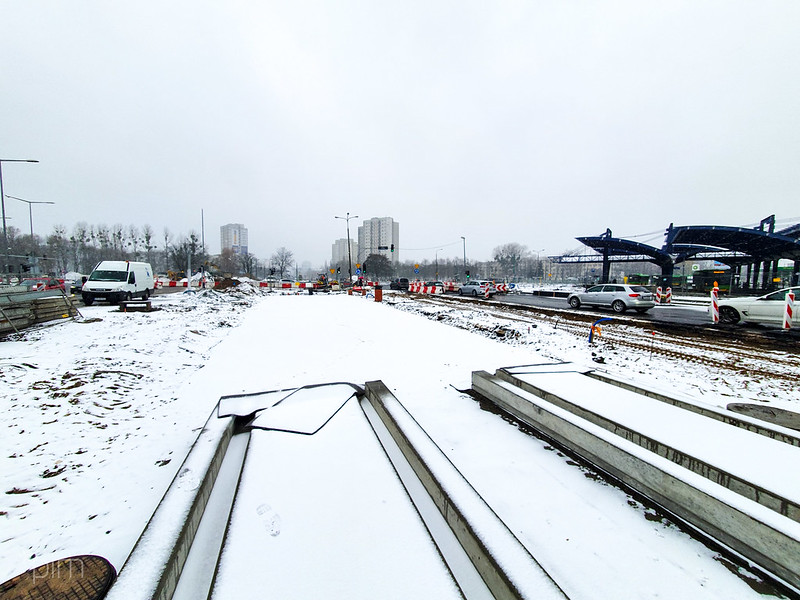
389 292 798 411
1 288 796 597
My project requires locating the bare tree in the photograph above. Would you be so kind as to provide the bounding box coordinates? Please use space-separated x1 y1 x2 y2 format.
218 248 238 275
239 252 257 276
363 253 393 279
96 225 111 257
126 224 141 260
111 224 125 258
46 225 70 274
142 224 156 266
270 247 294 278
492 243 529 280
169 232 203 275
70 223 91 273
162 228 172 274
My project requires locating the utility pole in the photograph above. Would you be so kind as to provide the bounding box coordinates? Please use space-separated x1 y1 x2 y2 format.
5 195 54 275
335 212 358 285
0 159 39 283
461 236 467 283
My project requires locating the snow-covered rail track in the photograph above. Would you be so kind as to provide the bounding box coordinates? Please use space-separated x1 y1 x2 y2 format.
406 294 800 384
473 363 800 594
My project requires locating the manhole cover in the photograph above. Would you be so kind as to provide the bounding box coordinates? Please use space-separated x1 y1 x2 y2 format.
0 555 115 600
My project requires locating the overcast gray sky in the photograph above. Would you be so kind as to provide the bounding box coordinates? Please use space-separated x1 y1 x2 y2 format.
2 1 799 266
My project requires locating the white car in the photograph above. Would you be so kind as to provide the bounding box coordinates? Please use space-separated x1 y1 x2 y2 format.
717 286 800 326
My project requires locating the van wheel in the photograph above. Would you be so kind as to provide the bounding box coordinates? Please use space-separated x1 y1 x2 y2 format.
125 292 133 302
82 295 94 306
143 289 150 300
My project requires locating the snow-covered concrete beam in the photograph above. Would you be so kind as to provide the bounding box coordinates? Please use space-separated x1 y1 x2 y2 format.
364 380 568 600
472 370 800 593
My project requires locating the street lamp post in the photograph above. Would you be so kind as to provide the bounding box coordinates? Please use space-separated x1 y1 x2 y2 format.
0 158 39 283
5 195 55 275
335 212 358 285
535 248 546 288
435 248 443 280
461 236 466 282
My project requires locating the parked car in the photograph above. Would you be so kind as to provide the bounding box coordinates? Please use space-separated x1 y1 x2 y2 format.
20 277 66 292
390 277 409 291
459 280 496 297
716 286 800 326
567 284 655 313
62 271 86 293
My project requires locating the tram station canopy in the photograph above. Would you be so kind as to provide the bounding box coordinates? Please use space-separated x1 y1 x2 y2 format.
570 216 800 287
574 218 800 267
664 224 800 263
575 233 673 267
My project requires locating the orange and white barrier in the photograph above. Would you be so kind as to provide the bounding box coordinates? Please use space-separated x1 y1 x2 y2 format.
409 282 441 294
784 291 795 330
443 281 459 292
495 283 509 293
664 287 672 304
710 286 719 323
656 286 663 303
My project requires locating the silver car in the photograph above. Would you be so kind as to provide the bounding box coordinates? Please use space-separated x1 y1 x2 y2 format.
717 286 799 326
567 284 655 314
459 280 496 297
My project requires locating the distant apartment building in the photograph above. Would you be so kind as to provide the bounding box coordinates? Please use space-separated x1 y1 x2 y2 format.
331 238 358 270
220 223 248 256
357 217 399 264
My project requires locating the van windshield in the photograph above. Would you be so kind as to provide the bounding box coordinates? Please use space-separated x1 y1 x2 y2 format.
88 270 127 282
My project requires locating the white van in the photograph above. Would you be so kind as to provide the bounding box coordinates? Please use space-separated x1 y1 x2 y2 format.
81 261 155 305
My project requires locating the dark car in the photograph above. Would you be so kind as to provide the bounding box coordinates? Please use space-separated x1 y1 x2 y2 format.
390 278 410 291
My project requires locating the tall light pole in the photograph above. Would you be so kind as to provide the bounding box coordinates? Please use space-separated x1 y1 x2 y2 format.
435 248 443 280
0 158 39 283
461 236 466 282
535 248 546 288
335 212 358 284
5 195 55 275
5 195 54 241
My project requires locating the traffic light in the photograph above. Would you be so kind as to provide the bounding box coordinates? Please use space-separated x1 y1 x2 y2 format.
390 244 394 252
337 267 341 274
465 270 470 279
